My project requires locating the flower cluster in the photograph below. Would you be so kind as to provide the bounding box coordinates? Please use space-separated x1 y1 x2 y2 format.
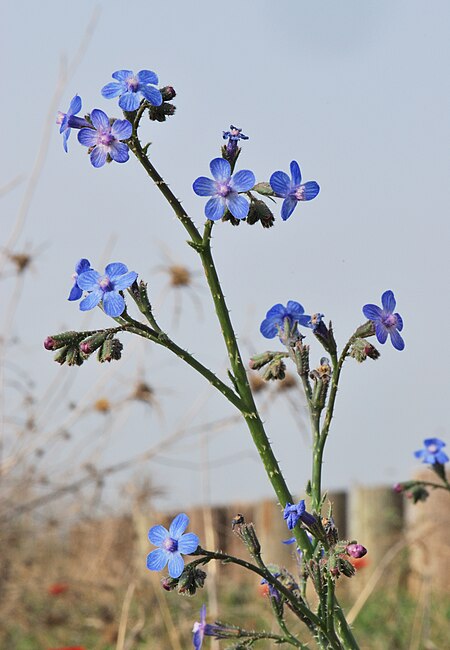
68 259 137 317
56 68 163 167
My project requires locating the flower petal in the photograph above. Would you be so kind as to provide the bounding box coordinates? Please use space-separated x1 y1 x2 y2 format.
113 271 138 290
79 290 102 312
111 119 133 140
167 552 185 578
226 193 249 219
137 69 159 85
169 513 189 539
281 196 298 221
301 181 320 201
101 82 123 99
68 94 82 116
148 524 169 545
381 290 396 312
103 291 125 317
78 128 98 147
62 130 70 153
140 84 163 106
375 321 388 344
205 196 225 221
270 170 290 197
118 91 141 112
77 270 101 290
90 109 110 131
105 262 128 278
210 158 231 182
90 145 108 168
260 316 279 338
112 69 134 82
178 532 200 554
76 258 91 274
230 169 255 192
68 283 82 301
146 548 169 571
362 304 382 321
109 142 130 164
286 301 305 318
290 161 302 187
395 313 403 331
193 177 217 197
389 329 405 351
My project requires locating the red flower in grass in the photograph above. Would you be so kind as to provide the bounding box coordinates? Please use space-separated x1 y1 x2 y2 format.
47 582 69 596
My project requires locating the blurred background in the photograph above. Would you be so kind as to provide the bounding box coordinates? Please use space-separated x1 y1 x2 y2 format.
1 1 449 648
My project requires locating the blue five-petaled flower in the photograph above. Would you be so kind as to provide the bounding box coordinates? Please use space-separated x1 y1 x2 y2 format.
76 262 137 317
414 438 448 465
193 158 255 221
147 513 199 579
260 301 311 339
362 290 404 351
77 109 132 168
101 69 163 111
68 258 92 301
270 160 320 221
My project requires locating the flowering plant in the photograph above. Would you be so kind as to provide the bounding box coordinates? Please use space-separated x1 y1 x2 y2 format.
46 65 448 650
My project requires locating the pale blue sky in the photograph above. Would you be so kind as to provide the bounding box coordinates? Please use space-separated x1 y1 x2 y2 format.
2 1 449 510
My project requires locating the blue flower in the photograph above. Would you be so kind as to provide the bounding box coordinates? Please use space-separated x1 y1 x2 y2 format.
193 158 255 221
101 69 163 111
414 438 449 465
260 301 311 339
283 500 316 530
222 125 249 155
76 262 137 317
56 95 90 152
362 290 404 351
77 110 132 168
192 605 230 647
68 258 92 301
270 161 320 221
147 513 199 579
260 574 281 600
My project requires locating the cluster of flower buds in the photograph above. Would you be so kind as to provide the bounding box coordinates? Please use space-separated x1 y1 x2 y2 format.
44 330 123 365
249 351 288 381
161 564 207 596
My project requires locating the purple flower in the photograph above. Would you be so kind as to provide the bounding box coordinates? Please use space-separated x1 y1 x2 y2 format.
260 301 311 339
283 500 316 530
147 513 199 579
414 438 449 465
222 125 249 155
270 161 320 221
362 290 404 351
101 69 163 111
56 95 90 152
77 110 132 168
68 258 92 301
193 158 255 221
76 262 137 317
260 574 281 600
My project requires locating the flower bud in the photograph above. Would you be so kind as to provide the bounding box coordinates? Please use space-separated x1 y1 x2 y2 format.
253 181 274 196
262 358 286 381
350 338 380 362
97 338 123 363
177 566 207 595
233 521 261 557
80 331 110 355
246 199 275 228
43 331 82 351
249 351 277 370
346 543 367 559
160 86 176 101
352 321 376 340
